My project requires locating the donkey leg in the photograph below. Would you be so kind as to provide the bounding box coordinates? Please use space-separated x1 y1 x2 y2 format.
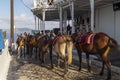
24 45 25 58
30 47 34 59
86 54 91 72
26 45 29 56
21 46 24 58
28 46 30 58
35 47 37 60
64 57 68 73
57 55 60 68
39 49 42 61
26 46 29 58
102 57 111 80
99 61 105 76
40 53 44 66
76 46 82 71
29 47 32 58
20 47 22 58
42 53 45 64
41 53 44 63
102 47 111 80
49 46 53 68
17 47 21 59
78 53 82 71
16 46 18 55
106 61 111 80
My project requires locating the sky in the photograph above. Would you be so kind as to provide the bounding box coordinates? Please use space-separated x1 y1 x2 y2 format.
0 0 59 30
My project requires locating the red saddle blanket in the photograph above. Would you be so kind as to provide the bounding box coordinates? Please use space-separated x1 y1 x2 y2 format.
85 33 95 44
52 37 59 45
52 35 64 45
77 33 95 44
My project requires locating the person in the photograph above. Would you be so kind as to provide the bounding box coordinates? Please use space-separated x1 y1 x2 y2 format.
67 24 71 35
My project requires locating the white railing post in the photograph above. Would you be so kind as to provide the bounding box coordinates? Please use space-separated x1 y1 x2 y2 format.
59 6 63 34
71 1 75 33
43 10 46 34
90 0 94 32
38 17 40 30
35 15 37 30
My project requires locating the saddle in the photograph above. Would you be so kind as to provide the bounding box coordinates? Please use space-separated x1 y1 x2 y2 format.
77 32 95 45
52 35 65 45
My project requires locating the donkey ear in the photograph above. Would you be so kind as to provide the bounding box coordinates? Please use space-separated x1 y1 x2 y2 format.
24 32 27 35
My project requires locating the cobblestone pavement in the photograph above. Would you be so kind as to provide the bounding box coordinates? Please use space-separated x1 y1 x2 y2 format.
7 54 120 80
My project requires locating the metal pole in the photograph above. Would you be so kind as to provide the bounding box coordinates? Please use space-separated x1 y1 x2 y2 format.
10 0 14 45
63 10 67 34
38 18 39 30
90 0 94 32
43 10 45 34
34 15 37 30
59 6 63 34
40 19 42 32
71 1 75 33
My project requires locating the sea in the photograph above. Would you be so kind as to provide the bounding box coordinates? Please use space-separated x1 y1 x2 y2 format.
6 33 18 44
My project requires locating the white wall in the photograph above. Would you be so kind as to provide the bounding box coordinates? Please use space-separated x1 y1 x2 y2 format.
115 11 120 44
95 4 120 44
95 5 114 37
0 40 12 80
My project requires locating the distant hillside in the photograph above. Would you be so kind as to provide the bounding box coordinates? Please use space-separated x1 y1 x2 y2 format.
4 28 32 34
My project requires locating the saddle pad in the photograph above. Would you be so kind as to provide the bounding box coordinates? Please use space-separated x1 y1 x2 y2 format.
85 33 95 44
76 33 86 44
77 33 95 44
52 35 64 45
16 38 19 44
52 37 59 45
37 34 45 40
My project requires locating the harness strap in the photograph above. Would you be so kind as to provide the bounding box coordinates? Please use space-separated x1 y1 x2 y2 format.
37 34 46 40
52 35 65 45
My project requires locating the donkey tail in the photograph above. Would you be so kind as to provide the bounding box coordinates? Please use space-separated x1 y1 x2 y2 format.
109 38 118 48
66 36 73 65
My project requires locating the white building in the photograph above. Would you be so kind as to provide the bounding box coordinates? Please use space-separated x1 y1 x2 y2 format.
32 0 120 44
95 1 120 44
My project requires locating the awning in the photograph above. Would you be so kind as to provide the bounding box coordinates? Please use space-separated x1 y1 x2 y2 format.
31 0 115 21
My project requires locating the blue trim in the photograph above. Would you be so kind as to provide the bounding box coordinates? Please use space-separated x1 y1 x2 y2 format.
0 29 5 49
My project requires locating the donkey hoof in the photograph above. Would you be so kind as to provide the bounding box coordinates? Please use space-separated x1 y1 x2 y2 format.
87 68 91 73
64 70 68 74
66 69 68 72
78 68 81 71
88 70 91 73
41 63 45 67
99 73 104 76
99 72 104 76
106 77 111 80
57 66 60 68
51 66 54 69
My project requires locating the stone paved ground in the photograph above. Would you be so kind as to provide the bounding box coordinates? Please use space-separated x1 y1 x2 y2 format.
7 54 120 80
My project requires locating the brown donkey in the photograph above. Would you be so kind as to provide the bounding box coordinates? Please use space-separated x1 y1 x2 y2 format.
51 33 73 73
71 32 117 80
